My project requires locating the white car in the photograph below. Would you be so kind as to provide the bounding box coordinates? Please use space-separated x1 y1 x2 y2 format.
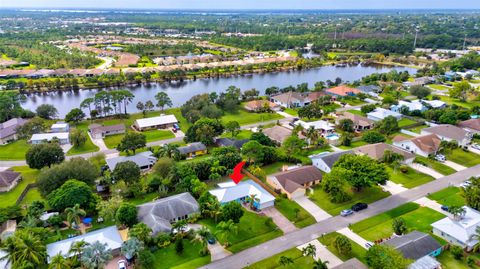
118 260 127 269
434 154 446 162
365 242 374 249
460 181 471 189
472 144 480 150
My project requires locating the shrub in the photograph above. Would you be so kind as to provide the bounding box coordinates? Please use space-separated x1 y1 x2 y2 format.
116 203 138 228
451 245 464 260
362 131 386 144
399 165 408 173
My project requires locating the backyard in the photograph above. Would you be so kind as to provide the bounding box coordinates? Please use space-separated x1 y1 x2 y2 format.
0 140 30 160
275 197 316 228
318 232 367 265
427 187 465 207
448 149 480 167
386 166 434 188
337 140 368 150
152 238 211 269
221 109 283 126
397 118 417 128
245 248 314 269
0 166 41 208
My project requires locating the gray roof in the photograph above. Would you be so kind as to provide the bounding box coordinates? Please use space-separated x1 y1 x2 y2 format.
137 192 199 235
423 124 469 141
89 123 125 135
0 118 28 139
0 170 21 188
358 85 380 93
178 142 207 155
310 150 354 169
106 151 156 171
331 258 368 269
409 255 441 269
381 231 441 260
215 138 249 149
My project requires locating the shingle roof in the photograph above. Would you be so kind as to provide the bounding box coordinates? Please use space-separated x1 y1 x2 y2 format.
410 134 442 155
177 142 207 155
106 151 156 171
137 192 199 235
354 143 415 161
209 179 275 206
381 231 442 260
357 85 380 93
0 170 21 188
270 166 322 193
338 112 374 127
309 150 354 169
270 91 309 105
215 138 249 149
89 124 125 136
423 124 469 141
331 258 368 269
0 118 28 139
459 119 480 132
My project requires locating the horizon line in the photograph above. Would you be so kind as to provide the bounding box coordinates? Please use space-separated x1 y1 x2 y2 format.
2 7 480 11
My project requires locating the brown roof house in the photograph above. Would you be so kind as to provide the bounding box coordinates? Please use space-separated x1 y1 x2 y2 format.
244 100 280 112
0 170 22 192
325 85 361 97
459 119 480 135
421 124 472 147
354 143 416 164
267 165 322 199
336 112 375 132
89 124 126 139
262 125 305 145
392 134 442 157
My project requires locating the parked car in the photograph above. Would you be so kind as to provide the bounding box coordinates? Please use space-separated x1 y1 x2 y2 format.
207 234 216 245
441 205 449 211
172 127 177 133
365 242 374 249
340 209 354 217
118 260 127 269
460 181 471 188
435 154 446 162
351 203 368 212
472 143 480 150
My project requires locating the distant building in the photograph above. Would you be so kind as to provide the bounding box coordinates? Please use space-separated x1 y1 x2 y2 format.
209 180 275 210
421 124 472 147
367 108 403 122
133 115 178 131
267 165 322 199
354 143 415 164
309 150 354 173
0 118 28 144
105 151 157 171
331 258 368 269
177 142 208 158
30 132 70 145
51 122 70 133
0 170 21 192
89 124 126 139
393 134 441 157
325 85 361 97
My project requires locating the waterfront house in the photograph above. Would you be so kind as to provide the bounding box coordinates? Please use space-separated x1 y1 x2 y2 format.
270 91 311 108
267 165 322 199
133 115 178 131
244 100 280 112
51 122 70 133
325 85 361 97
89 124 126 139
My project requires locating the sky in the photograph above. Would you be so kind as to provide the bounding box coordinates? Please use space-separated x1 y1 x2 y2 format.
1 0 479 10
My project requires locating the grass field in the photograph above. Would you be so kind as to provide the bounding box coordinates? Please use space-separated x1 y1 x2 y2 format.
220 129 254 140
346 109 365 116
283 108 299 117
428 84 450 91
103 134 124 149
397 118 417 128
152 239 210 269
351 203 444 241
448 149 480 167
275 198 316 228
338 140 369 150
0 166 40 207
414 156 456 176
428 187 465 207
0 140 30 160
245 248 314 269
221 109 283 126
143 129 175 142
386 166 434 188
439 96 478 109
66 134 99 156
319 232 368 265
309 185 390 216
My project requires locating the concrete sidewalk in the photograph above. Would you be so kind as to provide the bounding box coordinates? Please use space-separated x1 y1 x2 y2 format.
380 181 406 195
294 196 331 222
414 197 452 217
409 163 444 179
336 227 369 250
444 160 467 172
262 207 298 234
296 239 342 267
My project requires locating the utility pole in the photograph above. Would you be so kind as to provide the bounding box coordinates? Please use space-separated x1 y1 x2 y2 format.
413 28 419 49
463 33 467 51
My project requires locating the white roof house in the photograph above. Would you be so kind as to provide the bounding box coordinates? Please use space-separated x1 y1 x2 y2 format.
431 206 480 250
391 100 425 112
423 100 446 109
209 179 275 210
134 115 178 130
367 108 403 121
30 132 70 144
51 122 69 132
46 226 123 263
295 120 335 132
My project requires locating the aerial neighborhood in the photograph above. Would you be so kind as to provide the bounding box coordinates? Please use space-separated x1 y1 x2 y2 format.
1 5 480 269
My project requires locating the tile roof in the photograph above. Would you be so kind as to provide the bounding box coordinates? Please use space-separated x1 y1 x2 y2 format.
423 124 469 141
177 142 207 155
410 134 442 155
0 170 21 188
381 231 442 260
338 112 374 127
270 166 322 193
354 143 415 161
326 85 361 96
244 100 279 110
309 150 354 169
270 91 308 105
459 119 480 132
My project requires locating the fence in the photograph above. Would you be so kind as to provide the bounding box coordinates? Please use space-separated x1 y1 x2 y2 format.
242 169 278 197
15 183 37 205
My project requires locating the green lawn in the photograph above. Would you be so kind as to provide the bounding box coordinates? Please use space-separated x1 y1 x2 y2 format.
0 166 40 207
0 140 30 160
337 140 369 150
414 156 456 176
152 239 210 269
275 198 316 228
103 134 124 149
386 166 434 188
66 135 99 156
428 187 465 207
318 232 368 265
283 108 299 117
261 162 294 177
220 129 254 140
245 248 314 269
407 124 428 134
439 96 477 109
428 84 450 91
221 109 283 126
309 185 390 216
346 109 365 116
19 187 44 208
199 210 283 253
448 149 480 167
397 118 417 128
351 203 445 241
437 250 470 269
143 129 175 142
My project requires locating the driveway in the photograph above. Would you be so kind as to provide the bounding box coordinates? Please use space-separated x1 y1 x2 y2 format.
414 197 452 217
105 256 131 269
468 146 480 155
294 196 331 222
262 207 297 234
444 160 467 171
380 181 406 195
409 163 444 179
297 239 342 267
336 227 369 250
208 242 232 261
88 133 109 152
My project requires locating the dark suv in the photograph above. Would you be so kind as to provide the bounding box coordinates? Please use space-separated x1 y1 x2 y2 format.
351 203 368 212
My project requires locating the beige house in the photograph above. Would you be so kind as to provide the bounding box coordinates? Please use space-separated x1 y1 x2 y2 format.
263 125 305 145
336 112 374 132
354 143 415 164
267 166 322 199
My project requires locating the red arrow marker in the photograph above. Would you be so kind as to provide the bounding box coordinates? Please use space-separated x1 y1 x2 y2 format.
229 161 246 184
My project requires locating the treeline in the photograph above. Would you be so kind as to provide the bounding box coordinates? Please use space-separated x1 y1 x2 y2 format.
125 43 201 57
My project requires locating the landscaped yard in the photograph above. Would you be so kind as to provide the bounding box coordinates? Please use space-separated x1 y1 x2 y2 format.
0 166 41 207
221 109 283 126
152 238 211 269
414 156 456 176
245 248 314 269
199 210 283 253
0 140 30 160
66 134 99 156
397 118 417 128
428 187 465 207
318 232 368 265
103 134 124 149
309 185 390 216
275 198 316 228
143 129 175 142
346 109 365 116
337 140 369 150
220 129 254 140
350 203 445 242
448 149 480 167
386 166 434 188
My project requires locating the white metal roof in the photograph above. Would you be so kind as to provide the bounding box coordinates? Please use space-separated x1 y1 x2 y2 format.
51 123 69 129
367 108 402 120
431 206 480 247
30 132 69 141
295 120 335 131
134 115 178 129
209 179 275 205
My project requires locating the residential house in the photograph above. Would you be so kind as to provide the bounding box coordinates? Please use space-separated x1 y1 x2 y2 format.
325 85 361 97
0 170 21 192
133 115 178 131
244 100 280 112
267 165 322 199
46 226 123 263
423 100 447 109
30 132 70 145
357 85 381 95
421 124 472 147
432 206 480 251
354 143 415 164
105 151 157 171
391 100 426 113
137 192 199 235
0 118 28 144
51 122 70 133
209 180 275 210
381 231 442 269
295 120 336 137
331 258 367 269
459 119 480 135
177 142 208 158
309 150 354 173
263 125 304 145
89 124 126 139
336 112 374 132
392 134 441 157
215 138 249 149
270 91 311 108
367 108 403 122
403 76 435 87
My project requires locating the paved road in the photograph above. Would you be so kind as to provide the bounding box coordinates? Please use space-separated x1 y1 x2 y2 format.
199 164 480 269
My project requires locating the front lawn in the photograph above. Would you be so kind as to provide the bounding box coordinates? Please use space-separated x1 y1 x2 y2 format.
103 134 124 149
397 118 417 128
346 109 365 116
283 108 298 117
337 140 369 150
199 210 283 253
428 187 465 207
0 140 30 160
143 129 175 142
152 239 210 269
220 129 254 140
318 232 368 265
309 185 390 216
275 198 316 228
350 203 445 242
66 135 99 156
448 149 480 167
221 109 283 126
414 156 456 176
0 166 40 207
245 248 314 269
386 166 434 188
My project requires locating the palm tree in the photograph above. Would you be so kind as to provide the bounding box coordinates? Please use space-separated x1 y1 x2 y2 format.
278 255 294 267
302 243 317 259
0 230 46 268
215 220 238 245
246 194 260 210
312 259 329 269
171 220 188 234
48 254 72 269
18 215 39 228
192 227 211 255
305 126 319 147
121 238 143 261
470 226 480 252
157 144 180 160
65 204 86 227
80 241 112 269
449 206 466 221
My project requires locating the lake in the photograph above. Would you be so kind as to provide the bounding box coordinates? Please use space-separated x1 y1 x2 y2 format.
21 64 416 117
